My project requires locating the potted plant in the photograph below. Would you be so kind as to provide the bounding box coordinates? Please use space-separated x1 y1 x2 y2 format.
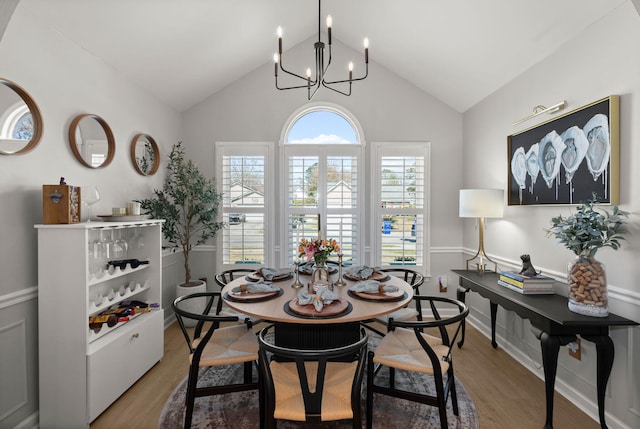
139 142 225 318
546 194 628 317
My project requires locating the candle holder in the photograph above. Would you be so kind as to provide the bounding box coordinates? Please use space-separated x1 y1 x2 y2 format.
291 260 304 289
334 254 347 287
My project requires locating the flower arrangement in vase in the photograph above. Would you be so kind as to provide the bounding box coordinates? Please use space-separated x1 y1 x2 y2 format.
546 194 628 317
298 237 341 266
298 237 340 290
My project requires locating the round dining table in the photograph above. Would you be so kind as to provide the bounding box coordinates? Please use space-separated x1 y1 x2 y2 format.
222 269 414 349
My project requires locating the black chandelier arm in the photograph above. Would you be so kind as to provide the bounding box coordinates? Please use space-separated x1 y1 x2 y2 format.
322 63 369 85
277 57 316 83
321 80 352 97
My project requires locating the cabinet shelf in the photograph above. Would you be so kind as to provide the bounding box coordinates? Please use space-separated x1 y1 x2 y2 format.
88 262 150 286
88 280 150 315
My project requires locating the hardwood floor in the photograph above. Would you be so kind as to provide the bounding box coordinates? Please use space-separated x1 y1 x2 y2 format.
90 321 599 429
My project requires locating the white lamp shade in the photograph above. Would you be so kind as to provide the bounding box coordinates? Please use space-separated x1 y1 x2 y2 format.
459 189 504 218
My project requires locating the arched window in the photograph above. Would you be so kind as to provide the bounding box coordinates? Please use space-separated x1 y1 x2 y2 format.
286 109 358 145
282 104 364 266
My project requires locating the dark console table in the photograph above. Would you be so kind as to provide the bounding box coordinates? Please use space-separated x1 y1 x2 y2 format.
452 269 638 429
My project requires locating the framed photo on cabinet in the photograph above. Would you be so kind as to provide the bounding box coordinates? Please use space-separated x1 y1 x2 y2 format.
507 95 619 206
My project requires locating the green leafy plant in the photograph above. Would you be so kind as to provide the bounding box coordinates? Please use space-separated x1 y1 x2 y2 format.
546 195 628 257
139 142 225 286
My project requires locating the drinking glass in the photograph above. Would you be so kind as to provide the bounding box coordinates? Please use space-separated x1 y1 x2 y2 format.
83 186 101 222
111 229 128 260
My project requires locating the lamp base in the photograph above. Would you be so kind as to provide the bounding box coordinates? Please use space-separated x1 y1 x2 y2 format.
465 252 498 273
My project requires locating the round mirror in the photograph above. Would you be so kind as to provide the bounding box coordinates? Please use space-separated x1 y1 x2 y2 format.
130 133 159 176
68 114 115 168
0 78 43 155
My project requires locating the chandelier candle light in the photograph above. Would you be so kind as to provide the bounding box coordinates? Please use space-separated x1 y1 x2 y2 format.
274 0 369 100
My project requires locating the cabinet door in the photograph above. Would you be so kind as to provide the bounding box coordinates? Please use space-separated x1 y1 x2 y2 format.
87 310 163 421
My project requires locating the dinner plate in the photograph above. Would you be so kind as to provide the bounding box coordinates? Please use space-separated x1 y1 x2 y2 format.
246 271 293 282
223 288 283 303
98 214 150 222
347 289 408 302
343 271 391 282
284 298 352 319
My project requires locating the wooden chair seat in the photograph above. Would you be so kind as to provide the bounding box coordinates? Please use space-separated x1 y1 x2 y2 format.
271 360 358 421
191 323 259 366
372 327 447 375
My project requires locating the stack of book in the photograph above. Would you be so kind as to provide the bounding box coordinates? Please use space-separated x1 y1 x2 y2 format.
498 271 555 294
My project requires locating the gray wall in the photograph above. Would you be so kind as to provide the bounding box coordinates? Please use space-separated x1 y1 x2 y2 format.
181 35 464 285
0 4 181 428
0 1 639 428
462 3 640 428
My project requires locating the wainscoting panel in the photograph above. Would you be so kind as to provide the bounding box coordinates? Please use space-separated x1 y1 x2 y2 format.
0 319 27 420
0 288 38 429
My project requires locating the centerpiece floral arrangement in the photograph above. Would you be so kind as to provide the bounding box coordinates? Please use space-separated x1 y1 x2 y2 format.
298 237 340 266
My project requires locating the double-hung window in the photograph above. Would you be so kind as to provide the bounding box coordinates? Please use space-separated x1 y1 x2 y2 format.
371 142 430 271
215 142 274 268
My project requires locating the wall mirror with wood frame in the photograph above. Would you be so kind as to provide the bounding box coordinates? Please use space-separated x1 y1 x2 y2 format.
130 133 159 176
68 113 115 168
0 77 44 155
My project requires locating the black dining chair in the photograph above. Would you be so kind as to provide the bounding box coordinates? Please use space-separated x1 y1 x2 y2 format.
257 324 368 429
363 268 425 336
214 268 265 324
173 291 261 429
366 296 468 429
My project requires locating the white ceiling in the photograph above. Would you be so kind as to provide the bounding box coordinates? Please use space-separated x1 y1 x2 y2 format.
18 0 629 113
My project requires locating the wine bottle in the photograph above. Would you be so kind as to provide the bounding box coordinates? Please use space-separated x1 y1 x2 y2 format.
89 314 117 333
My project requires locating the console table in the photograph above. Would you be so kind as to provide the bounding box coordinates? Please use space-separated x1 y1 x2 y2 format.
452 269 638 429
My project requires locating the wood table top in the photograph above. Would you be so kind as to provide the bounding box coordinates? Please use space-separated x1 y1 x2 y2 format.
222 270 413 324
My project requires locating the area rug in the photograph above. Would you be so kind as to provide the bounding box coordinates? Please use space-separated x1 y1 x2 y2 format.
158 350 478 429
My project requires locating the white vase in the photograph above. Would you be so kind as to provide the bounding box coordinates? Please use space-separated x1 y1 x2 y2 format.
176 279 207 327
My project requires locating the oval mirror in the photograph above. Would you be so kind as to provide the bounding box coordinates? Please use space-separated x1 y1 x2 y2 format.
68 114 115 168
0 78 44 155
130 133 159 176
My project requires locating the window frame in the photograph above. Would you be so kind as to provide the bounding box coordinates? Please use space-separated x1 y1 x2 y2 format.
370 141 431 274
279 103 366 267
214 141 275 270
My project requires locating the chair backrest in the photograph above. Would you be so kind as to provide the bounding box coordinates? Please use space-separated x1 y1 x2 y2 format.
379 268 425 293
389 296 468 366
214 268 257 288
258 325 368 418
172 292 242 354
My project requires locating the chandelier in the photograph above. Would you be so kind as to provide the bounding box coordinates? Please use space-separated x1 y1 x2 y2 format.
273 0 369 100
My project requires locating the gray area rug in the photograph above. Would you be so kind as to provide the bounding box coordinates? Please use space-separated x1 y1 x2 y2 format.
158 343 478 429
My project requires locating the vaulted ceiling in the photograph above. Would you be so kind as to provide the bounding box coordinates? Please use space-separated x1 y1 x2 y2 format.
16 0 630 113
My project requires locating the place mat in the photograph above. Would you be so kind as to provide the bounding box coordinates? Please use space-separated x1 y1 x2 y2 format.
245 271 293 282
347 289 408 303
343 271 391 282
223 288 283 303
284 298 352 319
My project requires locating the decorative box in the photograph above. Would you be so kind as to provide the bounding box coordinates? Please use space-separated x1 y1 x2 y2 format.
42 184 81 224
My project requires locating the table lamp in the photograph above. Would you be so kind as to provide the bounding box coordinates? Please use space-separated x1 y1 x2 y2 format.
459 189 504 272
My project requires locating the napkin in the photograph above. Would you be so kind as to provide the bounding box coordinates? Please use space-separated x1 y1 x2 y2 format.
345 265 375 279
297 287 339 312
259 267 291 280
350 279 399 294
298 261 315 274
232 279 279 294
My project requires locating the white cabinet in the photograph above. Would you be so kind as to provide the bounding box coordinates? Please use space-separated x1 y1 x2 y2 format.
35 220 164 428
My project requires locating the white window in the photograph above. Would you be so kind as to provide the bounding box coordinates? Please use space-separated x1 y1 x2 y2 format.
371 142 430 271
215 142 274 268
282 105 363 266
